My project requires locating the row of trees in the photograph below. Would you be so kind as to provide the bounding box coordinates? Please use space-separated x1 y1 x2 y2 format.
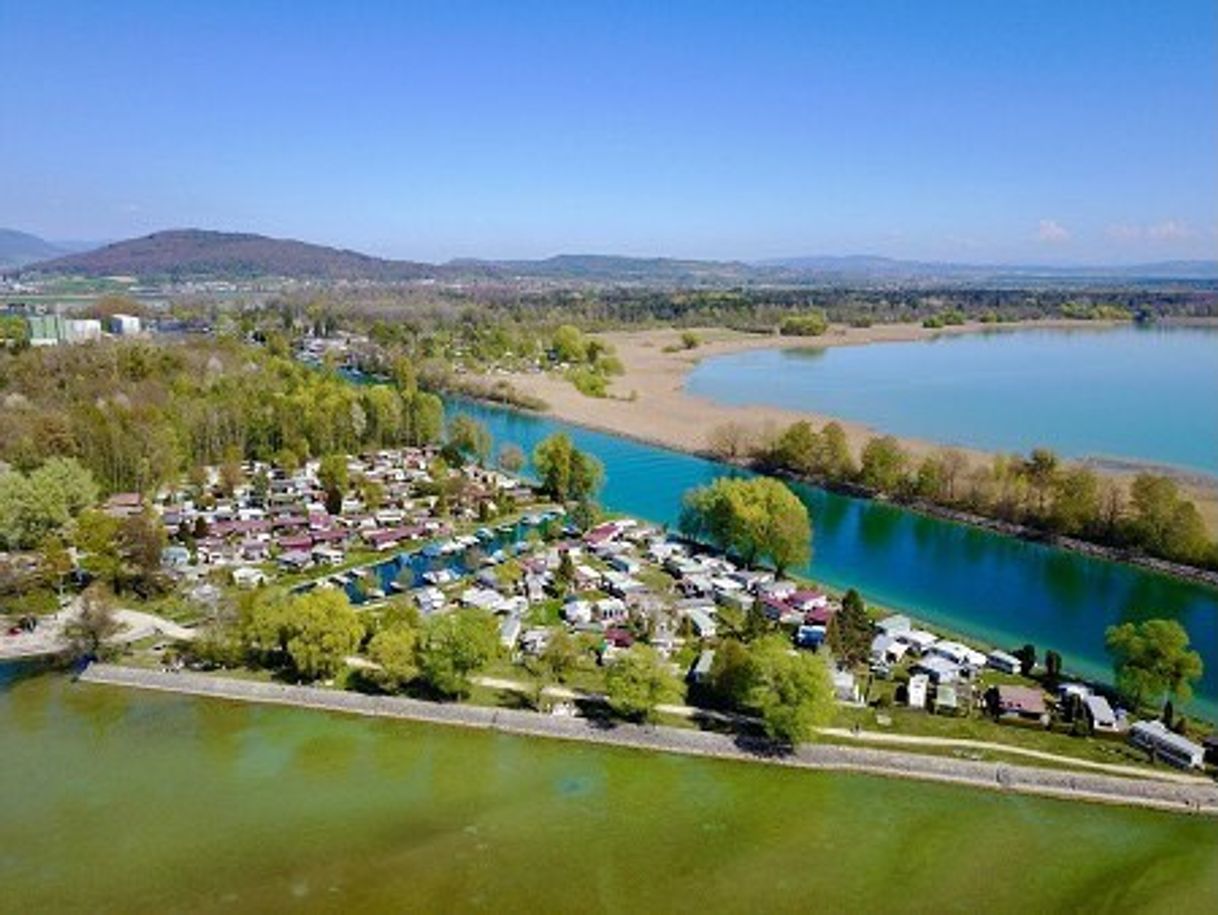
0 339 446 497
270 283 1213 345
201 591 503 695
709 417 1217 570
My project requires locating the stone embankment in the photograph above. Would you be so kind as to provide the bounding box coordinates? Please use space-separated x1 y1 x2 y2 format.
78 664 1218 817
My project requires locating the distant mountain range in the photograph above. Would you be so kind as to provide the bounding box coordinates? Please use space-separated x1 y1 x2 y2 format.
759 255 1218 281
17 228 436 282
8 227 1217 285
0 229 102 269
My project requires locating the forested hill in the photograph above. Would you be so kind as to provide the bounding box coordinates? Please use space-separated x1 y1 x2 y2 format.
450 254 767 284
17 227 1218 286
0 228 71 269
22 229 439 282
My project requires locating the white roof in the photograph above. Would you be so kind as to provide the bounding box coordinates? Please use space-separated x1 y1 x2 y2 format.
877 614 911 633
987 649 1020 666
1083 694 1116 726
897 629 938 648
1131 720 1203 759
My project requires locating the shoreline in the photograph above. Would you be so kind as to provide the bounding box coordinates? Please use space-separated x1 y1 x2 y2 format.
468 320 1218 584
486 319 1218 507
78 664 1218 817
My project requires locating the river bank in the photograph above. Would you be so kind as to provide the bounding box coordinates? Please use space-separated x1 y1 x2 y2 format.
79 664 1218 816
484 321 1218 537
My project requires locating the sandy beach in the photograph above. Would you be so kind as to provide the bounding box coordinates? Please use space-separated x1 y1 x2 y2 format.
483 321 1218 534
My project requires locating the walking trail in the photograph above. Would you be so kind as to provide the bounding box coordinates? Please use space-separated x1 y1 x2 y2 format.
77 664 1218 816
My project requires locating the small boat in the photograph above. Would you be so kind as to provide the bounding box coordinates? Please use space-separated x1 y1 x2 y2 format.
423 569 457 586
366 587 385 600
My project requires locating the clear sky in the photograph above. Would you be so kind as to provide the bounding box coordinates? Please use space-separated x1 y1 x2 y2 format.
1 0 1215 263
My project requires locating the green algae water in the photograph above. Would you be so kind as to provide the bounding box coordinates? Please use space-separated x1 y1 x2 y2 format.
444 399 1218 719
4 670 1217 913
686 325 1218 475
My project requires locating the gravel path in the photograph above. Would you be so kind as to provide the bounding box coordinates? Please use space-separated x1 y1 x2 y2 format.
79 664 1218 817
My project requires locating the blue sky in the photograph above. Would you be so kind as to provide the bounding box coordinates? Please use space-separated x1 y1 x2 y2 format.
1 0 1214 263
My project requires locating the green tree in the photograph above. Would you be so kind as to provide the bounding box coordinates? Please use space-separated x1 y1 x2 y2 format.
826 588 871 665
318 453 349 495
419 607 500 697
554 549 576 595
551 324 587 363
367 623 420 691
0 458 99 549
447 415 492 466
746 635 835 744
859 436 908 493
770 421 820 475
1044 649 1063 685
1023 448 1060 518
72 509 123 587
405 391 445 445
779 312 829 336
120 508 167 593
1013 643 1037 677
284 589 365 680
679 477 811 575
1105 618 1203 706
604 644 681 722
38 535 73 600
1047 466 1100 536
64 583 120 659
532 433 603 503
536 626 581 683
31 457 100 517
708 638 753 707
818 422 855 479
913 454 948 502
392 355 417 394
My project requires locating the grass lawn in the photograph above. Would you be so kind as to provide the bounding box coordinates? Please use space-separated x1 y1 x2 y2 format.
830 701 1161 771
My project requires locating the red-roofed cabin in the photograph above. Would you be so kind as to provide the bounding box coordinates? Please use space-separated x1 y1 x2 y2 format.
604 627 635 649
805 604 838 627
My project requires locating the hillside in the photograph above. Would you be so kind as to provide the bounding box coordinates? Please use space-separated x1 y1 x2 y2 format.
0 229 72 269
451 253 774 284
22 229 437 281
16 227 1218 286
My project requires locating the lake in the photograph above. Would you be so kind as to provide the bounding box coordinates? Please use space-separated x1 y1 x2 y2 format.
447 399 1218 719
4 668 1216 912
686 325 1218 475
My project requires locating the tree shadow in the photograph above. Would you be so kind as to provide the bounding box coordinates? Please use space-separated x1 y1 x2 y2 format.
732 732 792 758
575 698 619 730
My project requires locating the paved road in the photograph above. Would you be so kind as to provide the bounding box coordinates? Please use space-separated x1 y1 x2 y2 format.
473 675 1197 783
